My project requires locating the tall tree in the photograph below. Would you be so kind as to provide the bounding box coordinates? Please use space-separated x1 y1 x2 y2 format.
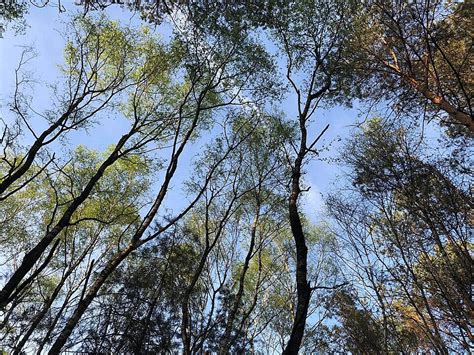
0 15 182 307
43 12 279 353
328 118 473 353
351 0 473 133
269 1 359 352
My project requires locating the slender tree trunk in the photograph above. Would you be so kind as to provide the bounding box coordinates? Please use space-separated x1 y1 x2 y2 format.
385 61 474 132
0 131 134 308
282 169 311 354
181 301 192 355
0 100 82 200
281 69 330 353
47 243 136 354
13 273 66 353
180 246 215 354
36 287 76 354
219 204 260 354
180 188 238 353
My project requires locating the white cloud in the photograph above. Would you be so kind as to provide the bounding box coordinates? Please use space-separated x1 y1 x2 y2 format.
301 182 324 223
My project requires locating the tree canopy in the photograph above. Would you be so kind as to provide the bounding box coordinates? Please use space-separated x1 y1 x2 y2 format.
0 1 472 353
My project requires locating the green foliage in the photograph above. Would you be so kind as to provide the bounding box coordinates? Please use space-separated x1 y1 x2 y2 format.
62 15 183 94
0 145 151 251
329 290 385 353
1 2 472 353
0 1 28 37
329 115 472 352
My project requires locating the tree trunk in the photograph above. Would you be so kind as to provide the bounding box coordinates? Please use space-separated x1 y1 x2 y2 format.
0 131 133 308
47 243 135 354
282 182 311 354
219 205 260 354
181 301 192 355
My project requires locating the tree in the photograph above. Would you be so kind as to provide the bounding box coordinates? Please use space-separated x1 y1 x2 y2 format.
0 145 151 353
351 0 474 133
2 2 472 353
0 15 179 306
265 1 360 352
43 12 279 353
328 118 473 353
2 9 278 352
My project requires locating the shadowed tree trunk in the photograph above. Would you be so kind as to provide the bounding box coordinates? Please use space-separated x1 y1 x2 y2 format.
0 129 137 308
282 79 331 353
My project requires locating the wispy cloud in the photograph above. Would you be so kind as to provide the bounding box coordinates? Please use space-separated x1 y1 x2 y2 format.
301 180 324 223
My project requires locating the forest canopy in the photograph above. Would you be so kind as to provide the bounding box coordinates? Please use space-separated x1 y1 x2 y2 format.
0 1 472 354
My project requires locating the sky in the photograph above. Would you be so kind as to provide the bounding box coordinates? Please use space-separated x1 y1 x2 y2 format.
0 2 362 223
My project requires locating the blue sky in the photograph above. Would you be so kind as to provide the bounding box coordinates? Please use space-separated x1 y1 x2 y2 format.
0 2 361 222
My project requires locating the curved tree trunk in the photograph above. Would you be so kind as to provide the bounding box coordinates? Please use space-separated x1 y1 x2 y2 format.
0 130 135 308
219 204 260 354
384 60 474 132
47 243 136 354
282 166 311 355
